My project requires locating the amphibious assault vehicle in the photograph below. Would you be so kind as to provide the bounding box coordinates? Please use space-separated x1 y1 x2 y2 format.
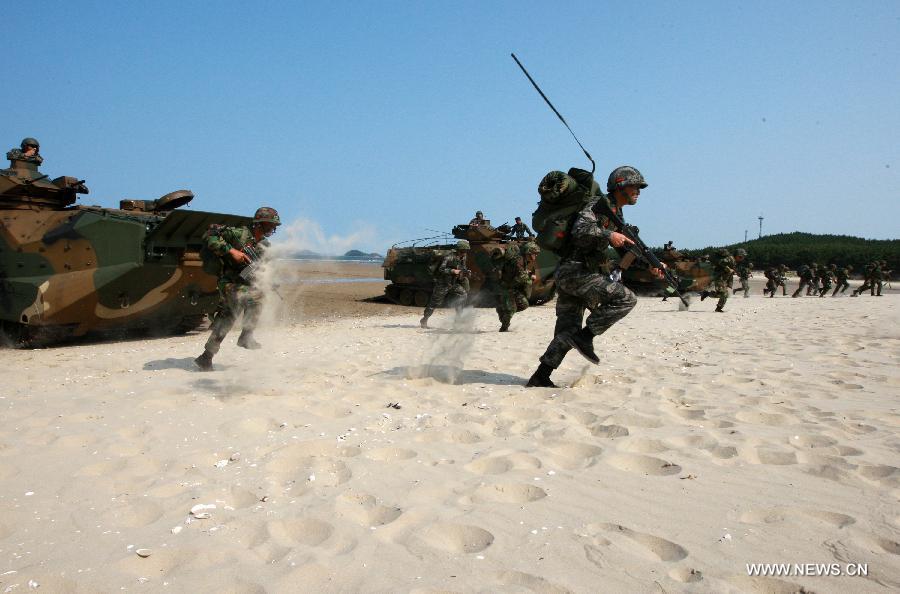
382 222 712 307
0 149 246 345
382 222 557 307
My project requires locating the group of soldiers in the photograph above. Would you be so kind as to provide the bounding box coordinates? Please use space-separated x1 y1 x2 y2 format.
418 237 540 333
699 251 891 313
469 211 536 240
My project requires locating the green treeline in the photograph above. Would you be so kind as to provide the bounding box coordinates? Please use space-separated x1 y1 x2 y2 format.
676 232 898 277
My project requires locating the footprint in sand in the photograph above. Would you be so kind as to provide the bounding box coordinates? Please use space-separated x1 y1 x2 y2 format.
101 497 165 529
735 411 794 426
726 576 813 593
266 455 352 487
268 517 335 547
787 434 838 449
618 438 669 454
604 453 682 476
464 452 542 475
668 566 703 583
363 447 417 461
740 447 797 466
117 547 195 577
416 428 482 444
590 424 630 438
856 464 899 486
493 570 572 594
420 522 494 554
590 523 688 562
543 441 603 470
336 492 402 527
472 482 547 504
740 507 856 529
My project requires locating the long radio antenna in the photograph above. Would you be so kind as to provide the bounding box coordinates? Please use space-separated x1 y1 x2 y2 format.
511 52 595 173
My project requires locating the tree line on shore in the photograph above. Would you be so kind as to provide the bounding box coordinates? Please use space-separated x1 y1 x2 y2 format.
675 232 897 277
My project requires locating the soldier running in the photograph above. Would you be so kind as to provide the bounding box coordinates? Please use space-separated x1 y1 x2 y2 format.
732 248 753 298
195 207 281 371
702 249 735 312
526 166 661 388
832 264 851 296
420 240 471 328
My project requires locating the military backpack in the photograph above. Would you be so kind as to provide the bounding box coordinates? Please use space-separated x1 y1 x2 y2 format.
531 167 599 255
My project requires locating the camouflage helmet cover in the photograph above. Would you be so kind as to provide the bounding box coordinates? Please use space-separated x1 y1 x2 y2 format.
475 211 483 217
522 242 540 255
607 165 648 193
735 248 747 257
20 137 40 150
253 207 281 226
456 240 470 251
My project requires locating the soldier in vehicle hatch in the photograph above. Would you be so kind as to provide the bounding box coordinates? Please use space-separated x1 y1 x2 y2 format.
469 211 487 227
510 216 534 239
195 207 281 371
6 137 43 166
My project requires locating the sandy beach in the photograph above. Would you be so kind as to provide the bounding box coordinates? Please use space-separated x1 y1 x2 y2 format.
1 262 898 593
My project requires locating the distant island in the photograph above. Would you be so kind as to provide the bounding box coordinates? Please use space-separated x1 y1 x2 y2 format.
282 249 383 261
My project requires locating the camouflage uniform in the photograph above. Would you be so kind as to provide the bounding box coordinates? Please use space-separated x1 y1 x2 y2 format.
851 262 877 296
792 265 813 298
491 244 533 331
732 250 753 298
420 244 469 326
195 207 280 370
7 138 43 166
807 264 820 296
818 265 835 297
832 265 851 296
775 265 788 295
763 267 777 297
704 250 734 312
536 196 637 369
203 225 269 356
510 220 534 239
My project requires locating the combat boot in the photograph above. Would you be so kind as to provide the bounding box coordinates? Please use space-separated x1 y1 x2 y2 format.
194 350 214 371
237 331 261 350
700 291 709 301
499 322 510 332
419 316 429 329
715 306 724 312
526 363 557 388
564 328 600 365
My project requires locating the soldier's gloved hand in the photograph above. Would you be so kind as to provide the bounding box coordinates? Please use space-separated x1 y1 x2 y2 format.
609 232 634 248
229 248 251 264
649 267 665 279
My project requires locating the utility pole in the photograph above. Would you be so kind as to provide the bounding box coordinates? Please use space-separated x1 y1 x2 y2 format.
758 215 764 239
744 229 748 243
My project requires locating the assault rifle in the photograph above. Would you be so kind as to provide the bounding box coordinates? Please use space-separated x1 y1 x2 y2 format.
239 245 283 300
602 208 690 309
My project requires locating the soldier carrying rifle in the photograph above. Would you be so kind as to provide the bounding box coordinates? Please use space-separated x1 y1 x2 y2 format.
195 207 281 371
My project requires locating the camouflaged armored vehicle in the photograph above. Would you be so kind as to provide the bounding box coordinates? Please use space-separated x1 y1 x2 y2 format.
382 220 711 307
382 221 557 307
0 144 248 345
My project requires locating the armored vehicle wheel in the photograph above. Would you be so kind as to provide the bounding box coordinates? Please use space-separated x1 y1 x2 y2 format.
398 289 414 306
414 291 430 307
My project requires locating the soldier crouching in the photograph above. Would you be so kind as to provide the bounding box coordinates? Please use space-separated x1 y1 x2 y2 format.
195 207 281 371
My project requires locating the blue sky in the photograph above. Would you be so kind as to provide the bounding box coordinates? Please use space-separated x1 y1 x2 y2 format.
6 1 898 253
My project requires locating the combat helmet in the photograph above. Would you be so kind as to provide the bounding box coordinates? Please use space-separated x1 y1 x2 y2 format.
522 242 540 255
20 137 40 150
456 240 470 251
253 207 281 226
735 248 747 257
607 166 648 193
